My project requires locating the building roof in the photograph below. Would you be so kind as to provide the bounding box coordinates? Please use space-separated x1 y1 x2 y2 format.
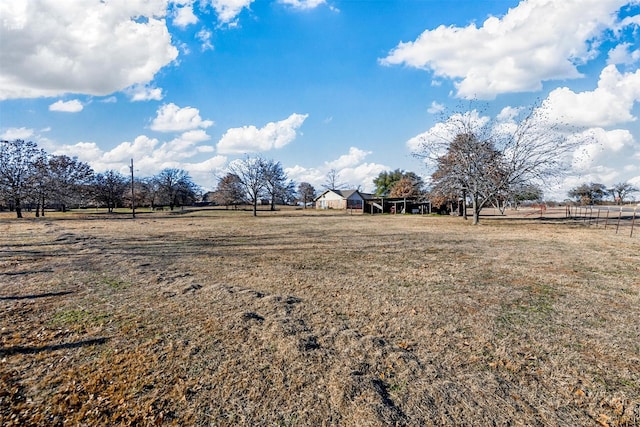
315 189 373 201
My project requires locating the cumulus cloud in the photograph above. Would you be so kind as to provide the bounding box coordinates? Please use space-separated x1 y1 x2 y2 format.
286 147 389 193
54 133 225 190
381 0 630 99
151 103 214 132
607 42 640 65
0 1 178 100
544 65 640 127
128 84 164 102
216 113 308 154
49 99 83 113
210 0 255 26
325 147 371 170
406 110 490 153
171 0 198 28
1 127 34 140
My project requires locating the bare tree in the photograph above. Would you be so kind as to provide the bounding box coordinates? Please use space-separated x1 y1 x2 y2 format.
262 159 288 211
414 103 584 224
47 155 95 211
0 139 40 218
93 170 128 212
430 133 505 224
228 156 266 216
154 168 199 210
213 173 246 209
323 168 346 190
297 182 316 208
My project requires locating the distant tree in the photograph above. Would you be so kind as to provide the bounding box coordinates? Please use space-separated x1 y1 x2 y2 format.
229 156 266 216
323 168 346 190
261 159 288 211
279 180 297 205
0 139 41 218
512 183 543 205
46 155 95 211
568 182 607 205
29 150 50 217
373 169 422 197
297 182 316 208
154 168 199 210
93 170 128 212
213 173 245 209
608 182 638 205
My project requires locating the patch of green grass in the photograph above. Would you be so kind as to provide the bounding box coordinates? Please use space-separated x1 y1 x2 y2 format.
50 309 111 327
96 275 129 290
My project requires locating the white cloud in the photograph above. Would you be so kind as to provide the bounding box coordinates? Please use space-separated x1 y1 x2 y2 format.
151 103 214 132
172 0 198 28
197 28 214 51
607 42 640 65
128 84 164 102
286 147 389 193
54 134 225 190
216 113 308 154
49 99 83 113
209 0 255 26
406 110 491 153
544 65 640 127
427 101 445 114
1 127 34 140
381 0 630 99
325 147 370 170
278 0 326 10
0 1 178 100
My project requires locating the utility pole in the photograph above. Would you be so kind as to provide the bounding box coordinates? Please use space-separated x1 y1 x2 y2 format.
130 158 136 218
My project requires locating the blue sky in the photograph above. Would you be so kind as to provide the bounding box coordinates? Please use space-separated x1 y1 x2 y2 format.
1 0 639 200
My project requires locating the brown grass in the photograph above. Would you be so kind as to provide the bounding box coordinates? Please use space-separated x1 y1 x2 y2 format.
1 209 638 426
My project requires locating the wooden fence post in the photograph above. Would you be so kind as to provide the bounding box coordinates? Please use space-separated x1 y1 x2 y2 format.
616 207 622 234
604 207 610 230
631 206 637 238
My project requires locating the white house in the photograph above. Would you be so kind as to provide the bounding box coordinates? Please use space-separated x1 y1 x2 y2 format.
315 189 368 211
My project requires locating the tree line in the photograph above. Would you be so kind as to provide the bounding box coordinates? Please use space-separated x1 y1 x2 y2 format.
210 156 317 216
0 140 320 219
567 182 638 206
0 139 200 218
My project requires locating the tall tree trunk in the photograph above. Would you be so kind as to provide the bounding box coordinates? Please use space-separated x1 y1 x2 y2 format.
253 198 258 216
462 190 468 220
472 195 480 225
15 198 23 218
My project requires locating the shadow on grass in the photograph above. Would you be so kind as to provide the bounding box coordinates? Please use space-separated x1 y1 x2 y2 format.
0 290 74 300
0 337 110 356
1 269 55 276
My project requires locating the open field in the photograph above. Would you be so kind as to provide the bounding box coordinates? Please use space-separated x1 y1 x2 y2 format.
1 209 639 426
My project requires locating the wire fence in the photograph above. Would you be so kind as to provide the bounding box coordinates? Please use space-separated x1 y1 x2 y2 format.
564 205 639 238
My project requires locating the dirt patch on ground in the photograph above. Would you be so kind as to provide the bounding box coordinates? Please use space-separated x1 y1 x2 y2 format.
1 210 638 425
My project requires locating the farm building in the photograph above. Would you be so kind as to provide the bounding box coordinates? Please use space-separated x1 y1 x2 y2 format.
315 189 431 214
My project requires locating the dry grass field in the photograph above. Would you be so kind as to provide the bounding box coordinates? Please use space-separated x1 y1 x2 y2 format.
1 209 638 426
